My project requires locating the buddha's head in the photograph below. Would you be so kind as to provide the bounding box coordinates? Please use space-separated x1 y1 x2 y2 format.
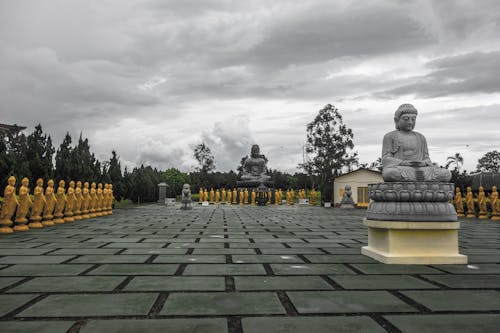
394 104 418 131
48 179 54 187
59 180 65 188
22 177 29 186
7 176 16 186
84 181 89 188
91 182 96 189
37 178 43 186
77 181 82 188
69 180 75 188
251 144 260 157
493 186 497 192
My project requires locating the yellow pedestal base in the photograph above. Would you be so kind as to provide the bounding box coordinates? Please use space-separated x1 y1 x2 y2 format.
362 219 467 265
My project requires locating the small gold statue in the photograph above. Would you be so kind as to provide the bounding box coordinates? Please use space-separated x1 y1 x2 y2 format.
53 180 67 224
73 181 83 220
454 187 465 217
232 188 237 204
226 189 232 204
29 178 46 228
42 179 57 226
289 189 295 205
221 188 226 204
310 188 317 206
209 188 215 204
274 189 279 205
215 189 220 204
95 183 104 216
89 182 98 218
244 188 249 204
239 189 244 205
81 182 91 219
0 176 18 233
64 181 76 223
490 186 500 220
477 186 488 219
267 190 272 204
251 189 256 205
203 188 208 202
199 188 203 204
465 186 475 218
108 183 114 215
14 177 32 231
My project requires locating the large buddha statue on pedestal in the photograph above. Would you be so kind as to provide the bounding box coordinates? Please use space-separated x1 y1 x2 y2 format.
241 144 271 182
382 104 451 182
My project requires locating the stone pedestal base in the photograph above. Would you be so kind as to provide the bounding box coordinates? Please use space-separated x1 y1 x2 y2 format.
362 219 467 264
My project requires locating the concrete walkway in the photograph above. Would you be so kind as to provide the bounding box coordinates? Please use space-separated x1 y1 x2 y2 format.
0 204 499 332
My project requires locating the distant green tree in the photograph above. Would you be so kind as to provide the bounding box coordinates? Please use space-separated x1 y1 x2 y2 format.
303 104 358 204
54 132 73 182
476 150 500 173
26 124 54 182
0 133 15 186
194 143 215 173
107 150 126 200
164 168 189 197
446 153 464 172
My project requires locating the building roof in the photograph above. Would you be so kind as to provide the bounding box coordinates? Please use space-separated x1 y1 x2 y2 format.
335 168 382 179
0 123 27 134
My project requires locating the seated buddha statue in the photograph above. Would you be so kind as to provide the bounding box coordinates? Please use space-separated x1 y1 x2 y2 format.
382 104 451 182
241 144 271 181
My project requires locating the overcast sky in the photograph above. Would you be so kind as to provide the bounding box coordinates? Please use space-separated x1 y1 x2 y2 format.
1 0 499 173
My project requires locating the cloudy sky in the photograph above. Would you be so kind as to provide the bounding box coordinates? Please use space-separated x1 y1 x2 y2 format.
1 0 499 173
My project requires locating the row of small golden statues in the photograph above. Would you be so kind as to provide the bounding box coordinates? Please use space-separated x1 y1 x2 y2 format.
0 176 114 234
198 188 318 206
453 186 500 220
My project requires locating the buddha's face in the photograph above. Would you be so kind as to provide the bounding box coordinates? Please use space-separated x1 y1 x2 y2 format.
22 177 29 186
396 114 417 132
251 145 260 157
37 178 43 186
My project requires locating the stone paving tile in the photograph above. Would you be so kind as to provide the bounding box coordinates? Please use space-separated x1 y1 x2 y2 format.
81 318 228 333
192 248 256 254
18 293 158 317
0 248 53 255
259 248 325 254
70 254 151 264
122 248 188 255
124 276 225 291
154 255 226 263
0 321 75 333
48 248 120 255
232 254 304 263
421 274 500 288
0 294 39 316
0 264 92 276
305 254 377 263
433 264 500 274
352 263 443 274
103 242 166 248
7 276 126 293
242 316 386 333
287 291 416 313
0 255 76 264
161 292 285 315
235 276 334 290
270 263 356 275
0 277 23 289
401 290 500 311
89 264 179 275
331 275 439 289
385 314 500 333
183 264 267 275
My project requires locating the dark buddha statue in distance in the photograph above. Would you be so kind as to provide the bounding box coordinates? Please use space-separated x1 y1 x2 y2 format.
382 104 451 182
241 144 271 182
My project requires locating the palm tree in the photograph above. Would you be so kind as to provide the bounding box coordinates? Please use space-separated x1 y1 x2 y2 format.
445 153 464 171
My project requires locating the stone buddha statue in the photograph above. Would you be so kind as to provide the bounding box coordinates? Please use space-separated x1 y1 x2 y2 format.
241 145 271 181
382 104 451 182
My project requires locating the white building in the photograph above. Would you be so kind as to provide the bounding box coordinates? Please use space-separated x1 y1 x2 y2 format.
333 168 383 207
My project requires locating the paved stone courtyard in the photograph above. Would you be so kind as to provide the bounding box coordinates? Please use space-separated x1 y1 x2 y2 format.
0 204 499 332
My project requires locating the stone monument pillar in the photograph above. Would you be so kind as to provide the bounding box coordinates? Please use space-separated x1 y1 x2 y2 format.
362 104 467 264
158 182 167 204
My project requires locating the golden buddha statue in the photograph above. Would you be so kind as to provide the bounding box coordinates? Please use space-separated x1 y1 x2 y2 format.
215 189 220 204
209 188 215 204
226 189 232 204
29 178 46 228
267 190 272 204
221 188 226 204
42 179 57 226
239 189 244 205
101 184 109 216
199 188 203 204
0 176 18 234
73 181 83 220
14 177 32 231
95 183 104 216
289 189 295 205
465 186 475 218
477 186 488 219
64 181 76 223
244 188 249 204
53 180 67 224
109 183 114 214
454 187 465 217
251 190 256 205
89 182 98 218
203 188 208 202
490 186 500 220
81 182 91 219
279 189 283 203
232 188 237 204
